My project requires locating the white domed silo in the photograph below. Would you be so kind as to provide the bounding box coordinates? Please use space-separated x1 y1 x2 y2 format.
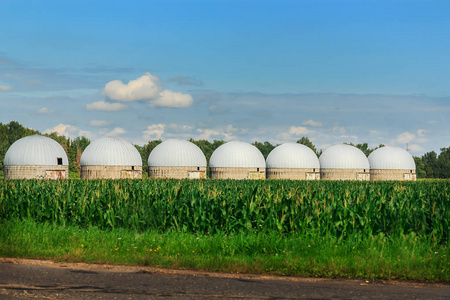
147 139 207 179
266 143 320 180
3 135 69 179
80 137 142 179
368 146 416 181
209 141 266 179
319 144 370 181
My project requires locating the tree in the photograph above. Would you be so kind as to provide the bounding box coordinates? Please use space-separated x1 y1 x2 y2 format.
72 136 90 152
344 142 384 157
7 121 38 144
296 137 320 157
190 139 225 163
252 141 275 159
422 151 438 178
436 147 450 178
413 156 426 179
135 140 162 173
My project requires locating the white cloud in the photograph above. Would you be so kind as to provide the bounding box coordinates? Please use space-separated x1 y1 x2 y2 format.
223 124 246 141
391 130 429 147
150 90 193 108
167 123 193 132
280 126 314 141
45 123 78 137
107 127 126 136
37 107 54 114
44 123 90 139
0 84 12 92
102 72 194 108
332 126 346 134
86 101 126 111
90 120 111 127
408 144 424 152
369 129 381 136
288 126 313 136
193 124 247 141
338 135 359 143
103 72 162 102
196 128 221 140
319 144 332 150
395 132 415 144
428 120 437 125
416 129 428 143
416 129 427 137
143 124 165 140
302 119 323 127
225 124 239 133
78 130 94 139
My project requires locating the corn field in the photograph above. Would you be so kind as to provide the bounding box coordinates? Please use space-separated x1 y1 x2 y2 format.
0 179 448 243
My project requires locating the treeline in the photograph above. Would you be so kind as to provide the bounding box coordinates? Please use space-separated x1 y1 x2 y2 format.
0 121 449 178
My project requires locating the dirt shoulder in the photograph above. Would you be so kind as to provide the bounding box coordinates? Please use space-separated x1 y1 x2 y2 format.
0 257 448 299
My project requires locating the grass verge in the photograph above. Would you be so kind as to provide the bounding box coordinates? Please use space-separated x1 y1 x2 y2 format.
0 218 448 282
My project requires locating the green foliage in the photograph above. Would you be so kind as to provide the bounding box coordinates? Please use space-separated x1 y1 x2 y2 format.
0 180 448 245
420 148 450 179
135 140 162 173
422 151 438 178
437 147 450 178
72 136 90 151
1 218 448 281
414 156 426 179
297 137 321 156
344 142 384 156
252 141 276 159
190 139 225 163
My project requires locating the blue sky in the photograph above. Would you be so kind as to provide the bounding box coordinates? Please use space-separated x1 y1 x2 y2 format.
0 0 449 155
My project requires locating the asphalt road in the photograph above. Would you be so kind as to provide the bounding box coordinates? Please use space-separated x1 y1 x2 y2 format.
0 258 448 299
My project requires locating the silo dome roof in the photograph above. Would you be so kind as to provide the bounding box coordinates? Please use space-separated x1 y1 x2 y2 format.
266 143 320 169
319 144 370 169
368 146 416 170
80 137 142 166
209 141 266 168
4 134 68 166
148 139 206 167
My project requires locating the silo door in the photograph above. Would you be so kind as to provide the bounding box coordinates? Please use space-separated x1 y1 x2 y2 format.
121 170 141 179
248 172 265 179
356 173 370 181
403 173 416 180
306 172 319 180
45 170 65 180
188 171 206 179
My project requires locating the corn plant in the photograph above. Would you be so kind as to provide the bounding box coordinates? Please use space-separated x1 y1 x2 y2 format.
0 179 448 243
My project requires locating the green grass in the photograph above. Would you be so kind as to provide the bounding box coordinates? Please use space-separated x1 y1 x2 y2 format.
1 179 448 243
1 218 448 282
0 179 448 281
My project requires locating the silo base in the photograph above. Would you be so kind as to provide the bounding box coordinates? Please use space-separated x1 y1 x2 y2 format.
4 165 68 179
266 168 320 180
320 169 370 181
148 166 206 179
81 166 142 179
210 167 265 180
370 169 416 181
